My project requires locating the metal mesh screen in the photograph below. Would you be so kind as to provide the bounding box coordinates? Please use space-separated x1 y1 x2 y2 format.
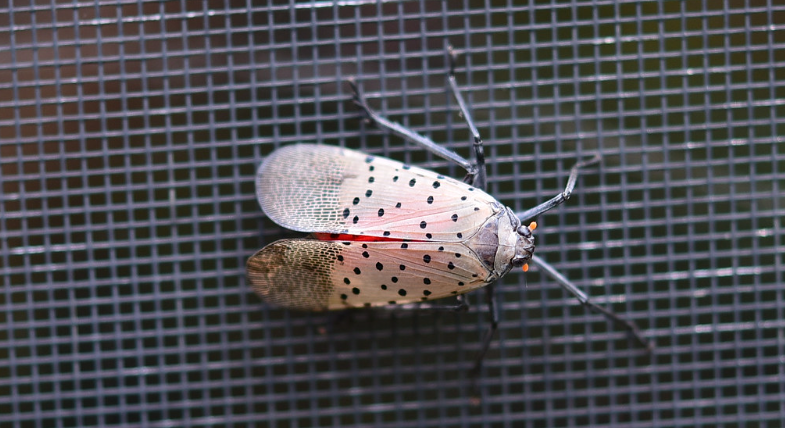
2 1 784 426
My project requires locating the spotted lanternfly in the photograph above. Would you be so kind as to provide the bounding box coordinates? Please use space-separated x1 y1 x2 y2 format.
247 48 651 395
249 141 536 308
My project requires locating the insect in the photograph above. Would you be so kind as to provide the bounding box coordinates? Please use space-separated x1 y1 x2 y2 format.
247 47 651 395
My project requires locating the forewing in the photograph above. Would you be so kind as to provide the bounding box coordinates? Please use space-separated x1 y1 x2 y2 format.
256 144 500 241
246 239 491 311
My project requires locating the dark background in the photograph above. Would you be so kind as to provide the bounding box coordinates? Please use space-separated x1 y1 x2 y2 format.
1 1 783 427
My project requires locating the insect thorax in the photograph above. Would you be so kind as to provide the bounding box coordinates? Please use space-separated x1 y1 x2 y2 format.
464 205 535 279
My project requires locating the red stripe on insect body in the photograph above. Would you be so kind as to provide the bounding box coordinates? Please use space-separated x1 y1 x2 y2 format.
312 233 418 243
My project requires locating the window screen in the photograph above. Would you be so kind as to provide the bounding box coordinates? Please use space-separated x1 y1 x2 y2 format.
1 1 783 427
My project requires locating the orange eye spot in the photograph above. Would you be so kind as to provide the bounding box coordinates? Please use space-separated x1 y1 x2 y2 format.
522 263 529 272
529 221 537 231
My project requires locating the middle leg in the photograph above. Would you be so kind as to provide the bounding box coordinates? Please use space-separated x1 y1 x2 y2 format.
347 47 488 188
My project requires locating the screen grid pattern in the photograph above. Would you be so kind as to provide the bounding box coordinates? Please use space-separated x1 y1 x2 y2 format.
1 1 784 427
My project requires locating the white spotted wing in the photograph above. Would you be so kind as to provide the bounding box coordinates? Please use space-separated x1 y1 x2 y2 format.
256 144 500 242
247 238 492 311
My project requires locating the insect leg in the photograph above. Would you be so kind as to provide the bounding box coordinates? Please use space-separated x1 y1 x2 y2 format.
381 294 470 313
346 77 478 177
447 46 486 190
468 283 498 400
515 154 601 222
530 255 653 351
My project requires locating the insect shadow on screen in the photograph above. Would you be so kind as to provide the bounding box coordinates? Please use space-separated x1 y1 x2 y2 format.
247 46 653 403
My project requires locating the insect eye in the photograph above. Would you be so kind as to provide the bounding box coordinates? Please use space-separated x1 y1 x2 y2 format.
511 256 527 267
517 226 531 237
